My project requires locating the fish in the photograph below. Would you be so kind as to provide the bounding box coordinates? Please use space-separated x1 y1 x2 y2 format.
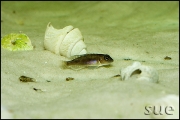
61 54 114 70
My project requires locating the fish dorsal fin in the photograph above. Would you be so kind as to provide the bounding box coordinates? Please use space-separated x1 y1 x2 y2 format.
70 53 104 60
70 53 96 60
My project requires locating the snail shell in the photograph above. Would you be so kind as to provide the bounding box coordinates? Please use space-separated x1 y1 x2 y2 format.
120 62 159 83
44 22 87 58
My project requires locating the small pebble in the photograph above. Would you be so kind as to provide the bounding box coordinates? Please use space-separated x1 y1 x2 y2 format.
164 56 171 60
33 88 45 92
66 77 74 81
112 74 121 78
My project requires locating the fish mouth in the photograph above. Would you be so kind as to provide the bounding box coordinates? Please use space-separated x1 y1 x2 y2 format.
109 56 114 62
103 61 113 65
110 58 114 62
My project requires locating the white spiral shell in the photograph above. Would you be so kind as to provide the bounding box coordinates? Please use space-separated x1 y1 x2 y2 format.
44 22 87 58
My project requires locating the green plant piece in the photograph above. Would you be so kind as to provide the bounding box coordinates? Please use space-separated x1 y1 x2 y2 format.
1 33 33 51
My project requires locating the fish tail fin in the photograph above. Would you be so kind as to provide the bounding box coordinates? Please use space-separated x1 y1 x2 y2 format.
61 61 68 69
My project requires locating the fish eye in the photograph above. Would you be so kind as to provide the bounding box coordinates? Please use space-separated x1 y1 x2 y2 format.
104 56 110 61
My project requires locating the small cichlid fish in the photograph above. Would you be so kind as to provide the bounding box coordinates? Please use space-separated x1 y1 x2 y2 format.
62 54 114 70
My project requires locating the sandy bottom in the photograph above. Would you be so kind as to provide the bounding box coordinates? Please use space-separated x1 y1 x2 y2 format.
1 2 179 119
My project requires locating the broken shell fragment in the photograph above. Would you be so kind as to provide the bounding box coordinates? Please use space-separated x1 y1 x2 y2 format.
1 33 33 51
120 62 159 83
1 105 13 119
19 75 36 82
150 94 179 119
44 22 87 58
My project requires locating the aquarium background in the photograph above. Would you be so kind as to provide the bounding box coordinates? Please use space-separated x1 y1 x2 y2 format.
1 1 179 118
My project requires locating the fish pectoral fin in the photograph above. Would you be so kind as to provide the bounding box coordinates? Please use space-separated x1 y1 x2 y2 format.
87 66 99 69
69 65 86 71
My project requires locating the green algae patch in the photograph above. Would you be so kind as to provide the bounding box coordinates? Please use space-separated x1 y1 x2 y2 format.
1 33 33 51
